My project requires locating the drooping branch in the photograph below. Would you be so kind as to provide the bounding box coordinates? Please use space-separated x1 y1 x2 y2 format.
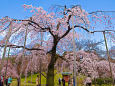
0 44 44 51
90 30 115 33
73 25 90 32
13 19 42 28
60 25 90 39
89 11 115 14
13 19 56 37
13 19 51 31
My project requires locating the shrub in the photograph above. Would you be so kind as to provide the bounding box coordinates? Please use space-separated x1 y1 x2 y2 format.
92 78 112 85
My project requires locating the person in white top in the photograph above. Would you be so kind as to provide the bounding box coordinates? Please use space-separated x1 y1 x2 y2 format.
85 75 92 86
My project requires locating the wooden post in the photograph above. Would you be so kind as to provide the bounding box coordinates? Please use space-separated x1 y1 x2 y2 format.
0 21 12 73
30 55 33 84
103 31 114 86
40 57 42 86
72 16 77 86
4 48 10 81
19 25 28 86
39 32 43 86
0 21 12 86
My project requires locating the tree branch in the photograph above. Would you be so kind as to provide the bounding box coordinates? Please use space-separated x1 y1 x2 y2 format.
59 15 72 39
58 56 69 63
60 25 90 39
0 44 44 51
90 30 115 33
73 25 90 32
13 19 56 37
13 19 50 31
89 11 115 14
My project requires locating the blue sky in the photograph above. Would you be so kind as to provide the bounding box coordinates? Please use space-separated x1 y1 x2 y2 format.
0 0 115 19
0 0 115 50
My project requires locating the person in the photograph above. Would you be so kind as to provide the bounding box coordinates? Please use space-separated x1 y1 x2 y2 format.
58 78 61 86
85 75 92 86
36 75 39 86
114 75 115 85
0 76 2 86
1 75 4 86
5 76 8 86
71 78 73 86
62 78 65 86
8 76 12 86
68 79 71 86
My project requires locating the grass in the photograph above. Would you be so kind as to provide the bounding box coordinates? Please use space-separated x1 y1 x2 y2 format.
10 74 86 86
10 71 64 86
10 72 113 86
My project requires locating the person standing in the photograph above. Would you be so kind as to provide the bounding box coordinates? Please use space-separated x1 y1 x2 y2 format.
68 79 70 86
8 76 12 86
71 78 73 86
36 75 39 86
1 75 4 86
85 75 92 86
0 76 2 86
58 78 61 86
5 76 8 86
62 78 65 86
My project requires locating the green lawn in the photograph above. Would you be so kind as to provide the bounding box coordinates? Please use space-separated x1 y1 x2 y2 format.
11 71 64 86
10 74 86 86
10 72 113 86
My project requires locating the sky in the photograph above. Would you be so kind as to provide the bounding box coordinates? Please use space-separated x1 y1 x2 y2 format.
0 0 115 19
0 0 115 50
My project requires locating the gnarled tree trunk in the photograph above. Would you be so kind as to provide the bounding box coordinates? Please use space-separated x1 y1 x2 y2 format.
46 52 58 86
46 38 58 86
47 61 55 86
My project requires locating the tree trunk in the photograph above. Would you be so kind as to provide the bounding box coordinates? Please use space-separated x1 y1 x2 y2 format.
46 62 55 86
17 78 20 86
46 50 57 86
46 36 59 86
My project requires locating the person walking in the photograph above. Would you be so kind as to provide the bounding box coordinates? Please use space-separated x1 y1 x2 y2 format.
85 75 92 86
